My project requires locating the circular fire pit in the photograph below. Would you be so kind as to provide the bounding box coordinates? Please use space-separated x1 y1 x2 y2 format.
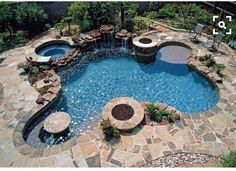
112 104 134 121
102 97 144 131
139 38 152 44
44 112 71 136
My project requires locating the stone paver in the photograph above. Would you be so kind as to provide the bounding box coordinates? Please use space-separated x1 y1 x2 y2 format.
0 25 235 167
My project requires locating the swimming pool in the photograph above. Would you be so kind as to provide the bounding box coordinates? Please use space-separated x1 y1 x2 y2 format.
36 43 70 59
25 46 219 146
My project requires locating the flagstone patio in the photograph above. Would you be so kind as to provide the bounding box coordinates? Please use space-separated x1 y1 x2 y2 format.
0 28 236 167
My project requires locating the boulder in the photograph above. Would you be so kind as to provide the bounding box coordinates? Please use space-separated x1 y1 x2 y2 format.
36 95 44 104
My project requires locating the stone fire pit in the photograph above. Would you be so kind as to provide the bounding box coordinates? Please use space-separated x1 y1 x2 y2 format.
102 97 144 131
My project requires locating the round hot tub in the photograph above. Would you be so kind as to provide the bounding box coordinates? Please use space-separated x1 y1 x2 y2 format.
36 41 70 59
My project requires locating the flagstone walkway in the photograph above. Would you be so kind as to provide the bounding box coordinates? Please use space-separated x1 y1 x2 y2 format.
0 30 235 167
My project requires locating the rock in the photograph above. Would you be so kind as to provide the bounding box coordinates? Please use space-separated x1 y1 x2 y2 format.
88 30 101 38
100 24 114 32
173 113 181 121
36 95 44 104
203 133 216 141
120 29 128 34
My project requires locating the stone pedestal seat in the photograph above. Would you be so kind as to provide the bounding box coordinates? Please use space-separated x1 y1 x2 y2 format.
44 112 71 136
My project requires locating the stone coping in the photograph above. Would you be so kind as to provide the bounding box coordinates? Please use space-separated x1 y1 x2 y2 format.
102 97 144 131
0 31 234 167
133 35 159 48
44 112 71 134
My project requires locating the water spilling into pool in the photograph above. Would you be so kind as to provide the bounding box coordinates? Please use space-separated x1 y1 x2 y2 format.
25 46 219 147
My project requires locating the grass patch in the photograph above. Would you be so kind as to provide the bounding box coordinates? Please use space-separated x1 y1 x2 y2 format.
221 152 236 167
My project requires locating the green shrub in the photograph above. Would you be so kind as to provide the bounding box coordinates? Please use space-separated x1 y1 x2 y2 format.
167 111 175 122
145 103 157 120
221 152 236 167
100 119 120 140
30 66 39 75
144 11 159 19
28 74 38 85
123 19 135 32
15 30 28 44
134 17 150 30
213 63 225 77
178 4 212 25
37 85 50 95
155 109 166 122
158 4 176 19
199 54 216 68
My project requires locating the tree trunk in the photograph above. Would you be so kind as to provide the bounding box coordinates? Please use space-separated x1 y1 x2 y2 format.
120 2 124 29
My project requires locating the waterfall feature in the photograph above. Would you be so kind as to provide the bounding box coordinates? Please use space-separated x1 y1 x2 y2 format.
121 38 128 49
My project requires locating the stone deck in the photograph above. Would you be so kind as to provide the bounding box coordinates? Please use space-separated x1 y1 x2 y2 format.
0 29 236 167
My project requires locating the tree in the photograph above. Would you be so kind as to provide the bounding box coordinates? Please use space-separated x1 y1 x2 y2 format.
0 2 13 36
68 2 92 32
16 3 48 36
118 2 138 31
54 23 64 36
68 2 115 31
64 16 73 32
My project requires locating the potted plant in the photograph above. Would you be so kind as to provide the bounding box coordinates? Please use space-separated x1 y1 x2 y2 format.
100 119 112 141
112 126 120 138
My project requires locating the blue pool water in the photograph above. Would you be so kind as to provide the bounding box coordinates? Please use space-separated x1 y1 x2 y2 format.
26 46 219 146
37 43 70 59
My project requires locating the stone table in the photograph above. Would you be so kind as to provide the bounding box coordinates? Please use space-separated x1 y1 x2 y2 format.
44 112 71 136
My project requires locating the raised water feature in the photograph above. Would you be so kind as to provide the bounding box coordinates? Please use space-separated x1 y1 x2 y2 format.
24 44 219 147
133 36 159 63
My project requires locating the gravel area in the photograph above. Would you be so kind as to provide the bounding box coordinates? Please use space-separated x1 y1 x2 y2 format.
142 152 220 167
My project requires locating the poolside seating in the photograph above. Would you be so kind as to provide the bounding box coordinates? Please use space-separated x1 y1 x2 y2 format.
207 32 225 51
189 23 205 42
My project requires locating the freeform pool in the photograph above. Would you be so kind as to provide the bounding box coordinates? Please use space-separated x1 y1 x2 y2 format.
36 43 70 59
25 46 219 146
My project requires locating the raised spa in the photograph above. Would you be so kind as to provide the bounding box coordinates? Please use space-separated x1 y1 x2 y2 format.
36 42 70 59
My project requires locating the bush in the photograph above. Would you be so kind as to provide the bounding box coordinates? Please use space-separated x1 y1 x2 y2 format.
145 103 157 120
100 119 120 141
155 109 166 122
37 85 50 95
144 11 159 19
158 4 176 19
123 19 135 32
178 4 212 25
28 74 38 85
199 54 216 68
221 152 236 167
15 30 28 44
134 17 150 30
213 63 225 77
